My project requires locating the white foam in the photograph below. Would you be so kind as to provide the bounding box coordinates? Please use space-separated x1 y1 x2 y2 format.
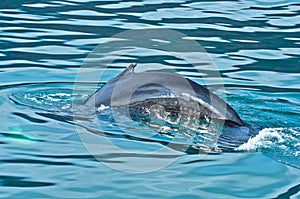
237 128 284 151
53 93 71 97
97 104 110 111
61 104 71 110
24 95 42 104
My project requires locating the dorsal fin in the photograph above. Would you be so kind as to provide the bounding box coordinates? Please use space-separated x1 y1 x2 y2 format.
121 63 137 76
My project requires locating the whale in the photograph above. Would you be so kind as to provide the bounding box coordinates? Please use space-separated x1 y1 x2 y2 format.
84 63 259 151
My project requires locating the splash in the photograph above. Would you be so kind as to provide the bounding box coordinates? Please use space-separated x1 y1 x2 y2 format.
238 128 285 151
9 88 88 112
238 127 300 168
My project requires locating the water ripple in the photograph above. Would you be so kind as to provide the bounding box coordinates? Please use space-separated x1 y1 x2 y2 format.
0 0 299 198
6 45 88 55
60 10 116 17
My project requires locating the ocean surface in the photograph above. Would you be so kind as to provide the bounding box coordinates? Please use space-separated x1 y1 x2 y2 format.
0 0 299 198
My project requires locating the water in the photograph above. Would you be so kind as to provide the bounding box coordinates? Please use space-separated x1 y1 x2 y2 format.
0 0 299 198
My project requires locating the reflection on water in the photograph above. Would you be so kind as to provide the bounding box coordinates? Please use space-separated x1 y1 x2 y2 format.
0 0 299 198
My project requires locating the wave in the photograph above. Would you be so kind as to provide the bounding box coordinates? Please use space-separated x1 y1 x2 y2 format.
238 127 300 169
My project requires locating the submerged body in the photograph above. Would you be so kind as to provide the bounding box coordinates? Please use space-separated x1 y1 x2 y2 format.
84 64 258 151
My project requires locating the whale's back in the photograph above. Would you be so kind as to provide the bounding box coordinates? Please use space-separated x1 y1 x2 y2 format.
84 64 244 126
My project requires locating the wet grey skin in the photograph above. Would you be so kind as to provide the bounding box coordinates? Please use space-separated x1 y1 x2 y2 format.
84 63 259 150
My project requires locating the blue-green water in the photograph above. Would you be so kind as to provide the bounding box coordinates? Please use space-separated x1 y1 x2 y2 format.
0 0 299 198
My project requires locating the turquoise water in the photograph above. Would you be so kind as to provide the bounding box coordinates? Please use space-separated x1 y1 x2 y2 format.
0 0 300 198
